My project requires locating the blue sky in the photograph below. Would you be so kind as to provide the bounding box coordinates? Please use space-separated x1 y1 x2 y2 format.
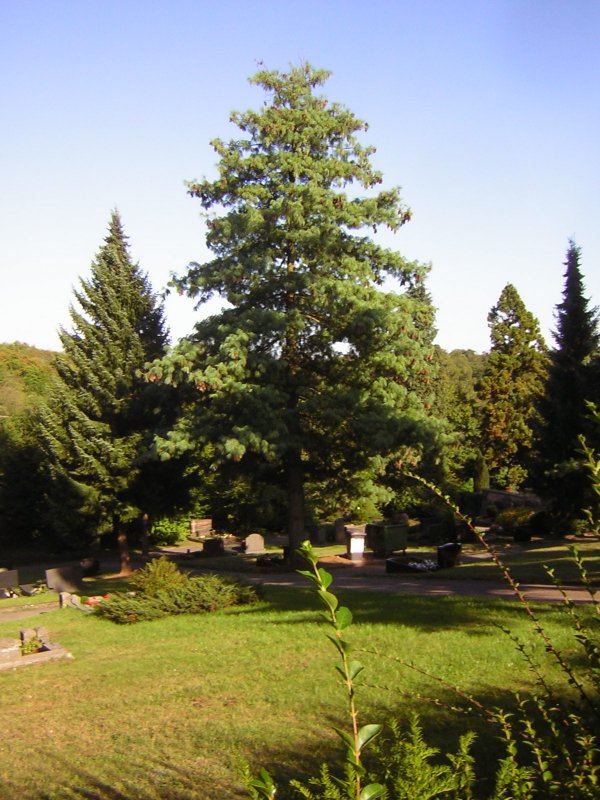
1 0 599 353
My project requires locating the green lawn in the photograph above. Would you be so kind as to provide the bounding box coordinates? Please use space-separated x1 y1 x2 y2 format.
414 536 600 584
166 535 600 587
0 568 593 799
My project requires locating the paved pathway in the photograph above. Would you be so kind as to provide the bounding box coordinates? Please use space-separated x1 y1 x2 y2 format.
1 549 596 624
253 571 596 603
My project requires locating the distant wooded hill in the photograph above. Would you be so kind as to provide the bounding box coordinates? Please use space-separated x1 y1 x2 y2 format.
0 342 57 417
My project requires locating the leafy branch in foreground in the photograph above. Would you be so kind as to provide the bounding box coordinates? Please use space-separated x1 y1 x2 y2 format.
247 540 385 800
403 469 600 720
245 543 481 800
247 453 600 798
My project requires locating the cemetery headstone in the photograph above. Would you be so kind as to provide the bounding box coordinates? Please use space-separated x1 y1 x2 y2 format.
202 538 224 557
244 533 265 554
190 518 213 538
334 517 347 544
45 565 83 593
0 570 19 591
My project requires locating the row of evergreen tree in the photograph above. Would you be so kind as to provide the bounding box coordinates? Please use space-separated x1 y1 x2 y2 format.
0 64 598 562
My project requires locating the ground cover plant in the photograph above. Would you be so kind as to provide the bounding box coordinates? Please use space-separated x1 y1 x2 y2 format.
0 577 592 799
94 557 259 623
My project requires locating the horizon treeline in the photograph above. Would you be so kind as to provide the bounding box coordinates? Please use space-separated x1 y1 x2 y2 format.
0 64 598 557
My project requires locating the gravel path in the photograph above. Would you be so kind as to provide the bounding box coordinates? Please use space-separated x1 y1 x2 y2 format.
1 549 596 624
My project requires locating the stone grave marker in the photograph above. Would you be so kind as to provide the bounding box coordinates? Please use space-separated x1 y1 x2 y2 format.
190 518 213 538
0 570 19 591
244 533 265 554
45 564 83 593
202 538 224 557
334 517 347 543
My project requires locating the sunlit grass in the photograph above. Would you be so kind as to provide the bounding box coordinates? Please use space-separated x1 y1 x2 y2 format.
0 577 591 799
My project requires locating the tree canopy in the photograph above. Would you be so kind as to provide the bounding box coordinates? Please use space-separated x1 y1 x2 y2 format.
477 284 548 490
38 212 173 562
534 241 600 527
153 63 437 548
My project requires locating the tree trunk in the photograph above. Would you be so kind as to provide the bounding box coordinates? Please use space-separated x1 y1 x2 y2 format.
287 449 306 563
116 523 133 576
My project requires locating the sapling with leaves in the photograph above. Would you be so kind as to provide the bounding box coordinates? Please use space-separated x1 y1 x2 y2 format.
245 479 600 798
247 540 385 800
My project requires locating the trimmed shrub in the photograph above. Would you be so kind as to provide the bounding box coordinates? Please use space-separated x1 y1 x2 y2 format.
129 556 190 597
96 572 258 624
495 506 535 532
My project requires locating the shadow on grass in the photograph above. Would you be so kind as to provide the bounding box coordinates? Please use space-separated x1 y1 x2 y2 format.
1 750 248 800
5 675 592 800
245 583 571 634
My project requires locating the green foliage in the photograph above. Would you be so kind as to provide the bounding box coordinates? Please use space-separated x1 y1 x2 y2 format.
20 635 44 656
34 212 186 550
477 284 548 490
152 62 438 551
472 453 490 492
0 344 58 545
128 556 190 597
96 570 258 624
246 471 600 799
370 717 476 800
534 240 600 529
430 348 487 492
0 343 56 416
494 506 536 532
147 514 189 544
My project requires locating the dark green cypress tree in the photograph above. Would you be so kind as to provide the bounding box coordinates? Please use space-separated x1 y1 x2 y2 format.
39 212 171 568
477 284 548 490
535 240 600 530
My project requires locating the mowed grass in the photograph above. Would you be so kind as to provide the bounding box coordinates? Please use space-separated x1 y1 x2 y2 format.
429 536 600 584
0 576 593 800
172 535 600 586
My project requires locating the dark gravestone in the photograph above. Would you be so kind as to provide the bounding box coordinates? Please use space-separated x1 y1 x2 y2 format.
0 570 19 590
334 518 346 544
244 533 265 554
437 542 462 569
45 565 83 593
80 558 100 577
202 538 224 557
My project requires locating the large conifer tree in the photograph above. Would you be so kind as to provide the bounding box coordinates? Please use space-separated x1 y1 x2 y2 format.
39 212 170 568
535 241 600 529
153 63 436 550
477 284 548 490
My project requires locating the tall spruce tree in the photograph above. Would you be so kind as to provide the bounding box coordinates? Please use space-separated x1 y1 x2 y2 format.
39 212 171 569
477 284 548 490
153 63 437 551
535 240 600 529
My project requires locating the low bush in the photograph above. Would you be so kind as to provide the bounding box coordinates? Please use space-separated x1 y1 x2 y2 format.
96 571 258 624
495 506 535 532
150 514 191 545
128 556 190 597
